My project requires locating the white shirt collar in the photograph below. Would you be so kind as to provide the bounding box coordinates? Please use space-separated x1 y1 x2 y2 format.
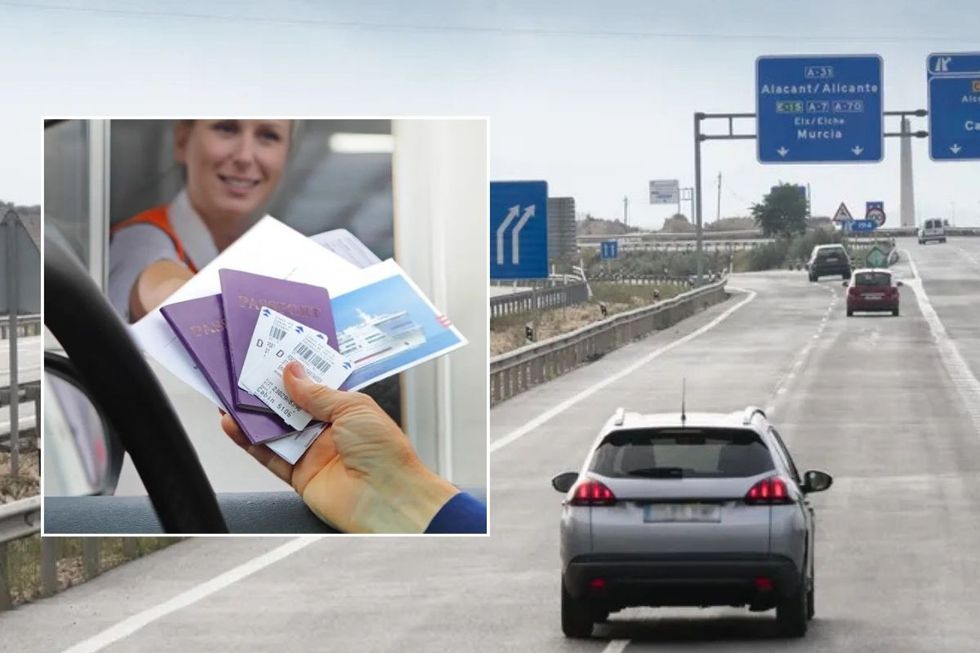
169 189 220 269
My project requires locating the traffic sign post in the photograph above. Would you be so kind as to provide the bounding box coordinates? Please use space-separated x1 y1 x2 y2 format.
600 240 619 260
490 181 548 279
865 201 886 226
928 52 980 161
757 55 883 163
832 202 854 223
849 219 878 232
649 180 680 204
866 246 888 268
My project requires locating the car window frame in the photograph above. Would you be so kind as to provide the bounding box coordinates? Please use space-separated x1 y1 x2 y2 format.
768 427 802 485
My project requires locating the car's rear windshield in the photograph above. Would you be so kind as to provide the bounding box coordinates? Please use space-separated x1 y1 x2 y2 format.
855 272 891 286
589 428 775 478
926 219 943 229
816 247 845 259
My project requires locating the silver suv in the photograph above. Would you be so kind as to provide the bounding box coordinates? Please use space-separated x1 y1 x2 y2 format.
552 406 832 638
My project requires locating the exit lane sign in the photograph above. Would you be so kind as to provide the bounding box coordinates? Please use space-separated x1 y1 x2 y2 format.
928 52 980 161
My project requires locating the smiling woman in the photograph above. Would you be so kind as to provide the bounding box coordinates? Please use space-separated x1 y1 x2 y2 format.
108 119 292 323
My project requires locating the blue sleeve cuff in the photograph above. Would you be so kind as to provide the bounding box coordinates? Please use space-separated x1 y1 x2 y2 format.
425 491 487 534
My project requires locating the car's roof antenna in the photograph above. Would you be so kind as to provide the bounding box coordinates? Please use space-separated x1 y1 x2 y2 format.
681 378 687 427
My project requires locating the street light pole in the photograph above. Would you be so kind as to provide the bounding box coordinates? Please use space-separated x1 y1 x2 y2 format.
694 113 704 286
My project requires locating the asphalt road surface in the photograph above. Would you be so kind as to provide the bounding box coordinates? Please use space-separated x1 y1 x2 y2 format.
7 237 980 652
0 335 41 387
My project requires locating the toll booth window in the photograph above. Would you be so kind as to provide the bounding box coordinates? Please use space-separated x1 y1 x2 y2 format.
44 120 94 269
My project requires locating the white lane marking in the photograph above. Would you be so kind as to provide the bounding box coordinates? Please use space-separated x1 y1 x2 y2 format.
903 250 980 429
765 284 837 416
60 538 317 653
490 288 758 453
602 639 631 653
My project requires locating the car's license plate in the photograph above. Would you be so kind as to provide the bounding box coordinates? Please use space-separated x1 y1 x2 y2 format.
826 257 838 262
864 293 883 300
643 503 721 523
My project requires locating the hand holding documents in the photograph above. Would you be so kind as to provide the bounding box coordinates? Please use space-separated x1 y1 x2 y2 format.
132 218 467 464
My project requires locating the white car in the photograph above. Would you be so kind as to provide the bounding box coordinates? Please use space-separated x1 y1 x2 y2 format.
918 218 946 244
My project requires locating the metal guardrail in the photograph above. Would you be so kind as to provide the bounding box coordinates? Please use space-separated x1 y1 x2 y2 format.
489 279 728 405
0 496 40 545
0 314 40 340
490 281 590 318
579 226 980 246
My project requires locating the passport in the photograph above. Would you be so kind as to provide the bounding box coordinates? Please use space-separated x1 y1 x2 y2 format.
160 293 313 445
218 269 337 413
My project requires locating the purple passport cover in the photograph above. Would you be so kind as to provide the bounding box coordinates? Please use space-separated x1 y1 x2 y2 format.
160 294 297 445
218 269 337 413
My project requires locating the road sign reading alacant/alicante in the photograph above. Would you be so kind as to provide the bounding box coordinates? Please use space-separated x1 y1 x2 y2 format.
757 55 883 164
928 52 980 161
490 181 548 279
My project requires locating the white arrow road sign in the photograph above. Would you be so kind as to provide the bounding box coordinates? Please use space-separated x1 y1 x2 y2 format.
495 205 520 266
511 205 536 264
852 146 864 155
777 147 789 157
951 144 962 154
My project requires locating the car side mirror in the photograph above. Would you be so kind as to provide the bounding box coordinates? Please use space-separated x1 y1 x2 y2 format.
551 472 578 493
896 280 903 287
44 352 124 496
841 281 848 287
802 470 833 494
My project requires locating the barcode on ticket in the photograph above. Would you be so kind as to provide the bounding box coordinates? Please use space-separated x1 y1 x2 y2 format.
269 325 287 342
295 342 334 373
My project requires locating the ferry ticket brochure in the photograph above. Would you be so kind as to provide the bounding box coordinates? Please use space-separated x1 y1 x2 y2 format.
246 310 353 430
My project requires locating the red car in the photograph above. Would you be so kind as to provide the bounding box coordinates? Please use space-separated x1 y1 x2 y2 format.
844 268 902 317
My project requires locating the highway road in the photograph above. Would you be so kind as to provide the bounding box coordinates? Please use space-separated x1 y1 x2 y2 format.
0 335 41 387
7 237 980 651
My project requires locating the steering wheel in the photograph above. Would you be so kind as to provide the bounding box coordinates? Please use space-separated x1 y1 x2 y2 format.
44 232 229 533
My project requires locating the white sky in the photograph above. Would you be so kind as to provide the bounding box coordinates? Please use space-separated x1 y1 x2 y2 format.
2 0 979 227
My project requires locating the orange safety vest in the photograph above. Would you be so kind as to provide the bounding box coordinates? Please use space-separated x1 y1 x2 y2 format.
110 206 199 273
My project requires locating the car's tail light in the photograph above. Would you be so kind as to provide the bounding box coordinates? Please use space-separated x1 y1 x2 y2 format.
745 477 794 505
848 286 859 297
754 577 775 592
571 480 616 506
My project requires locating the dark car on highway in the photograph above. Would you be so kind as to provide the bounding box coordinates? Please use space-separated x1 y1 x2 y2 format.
807 244 851 281
845 268 902 317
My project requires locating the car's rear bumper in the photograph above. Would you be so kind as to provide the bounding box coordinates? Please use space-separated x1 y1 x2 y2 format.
848 298 898 311
564 553 801 608
811 264 850 277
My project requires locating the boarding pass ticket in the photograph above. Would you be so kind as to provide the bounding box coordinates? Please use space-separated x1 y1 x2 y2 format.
242 309 352 430
239 307 296 394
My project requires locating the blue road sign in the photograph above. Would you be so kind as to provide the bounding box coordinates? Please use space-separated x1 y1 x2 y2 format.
490 181 548 279
600 240 619 260
928 52 980 161
865 201 886 226
849 219 878 232
757 55 883 163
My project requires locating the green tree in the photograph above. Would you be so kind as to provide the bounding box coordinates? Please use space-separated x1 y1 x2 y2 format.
751 183 807 238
